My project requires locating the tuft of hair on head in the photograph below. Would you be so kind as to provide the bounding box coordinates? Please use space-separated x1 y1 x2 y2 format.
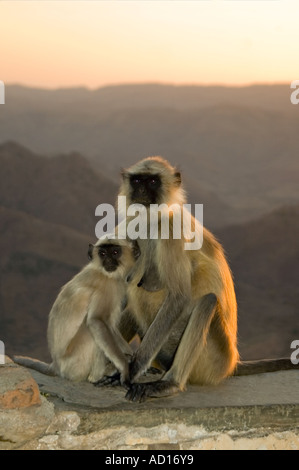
125 156 176 177
120 156 186 206
94 237 131 249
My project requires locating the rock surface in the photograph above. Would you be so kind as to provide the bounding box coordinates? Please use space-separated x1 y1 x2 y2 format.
1 356 299 450
0 357 41 410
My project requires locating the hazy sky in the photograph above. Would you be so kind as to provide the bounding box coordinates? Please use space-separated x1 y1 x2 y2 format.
1 0 299 89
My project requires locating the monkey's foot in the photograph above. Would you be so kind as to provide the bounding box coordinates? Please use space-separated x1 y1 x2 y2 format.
93 372 121 387
144 366 162 376
125 380 180 403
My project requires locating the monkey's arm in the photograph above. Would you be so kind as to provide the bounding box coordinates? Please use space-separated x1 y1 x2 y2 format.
88 315 132 358
87 309 132 385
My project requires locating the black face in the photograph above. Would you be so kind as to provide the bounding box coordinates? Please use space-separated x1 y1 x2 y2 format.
129 173 162 206
98 244 122 272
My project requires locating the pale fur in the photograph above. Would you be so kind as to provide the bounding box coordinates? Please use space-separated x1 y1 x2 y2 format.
120 156 239 399
14 239 136 384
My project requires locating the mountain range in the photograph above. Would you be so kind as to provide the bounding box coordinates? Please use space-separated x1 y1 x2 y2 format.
0 83 298 362
1 84 299 224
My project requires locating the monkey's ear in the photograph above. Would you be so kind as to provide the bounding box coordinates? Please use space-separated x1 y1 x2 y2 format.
174 171 181 186
121 169 129 180
88 244 94 260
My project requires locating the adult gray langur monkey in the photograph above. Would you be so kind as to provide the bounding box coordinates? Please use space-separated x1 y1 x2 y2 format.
14 238 139 386
118 156 298 402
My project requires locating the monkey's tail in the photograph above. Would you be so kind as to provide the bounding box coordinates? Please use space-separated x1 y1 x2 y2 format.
12 355 56 376
234 358 298 376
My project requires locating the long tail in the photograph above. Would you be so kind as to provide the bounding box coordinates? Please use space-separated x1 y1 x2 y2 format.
12 355 56 376
234 358 298 376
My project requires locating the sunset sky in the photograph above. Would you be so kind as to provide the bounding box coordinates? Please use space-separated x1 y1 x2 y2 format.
1 0 299 89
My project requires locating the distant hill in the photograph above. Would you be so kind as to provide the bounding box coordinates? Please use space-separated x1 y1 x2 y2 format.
4 82 295 112
1 84 298 224
219 205 299 294
0 181 298 361
217 205 299 359
0 205 91 360
0 141 238 230
0 80 298 362
0 141 118 235
0 142 119 360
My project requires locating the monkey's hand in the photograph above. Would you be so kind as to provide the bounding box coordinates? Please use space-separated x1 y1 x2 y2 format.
144 366 162 376
93 372 122 387
125 380 180 403
93 371 131 390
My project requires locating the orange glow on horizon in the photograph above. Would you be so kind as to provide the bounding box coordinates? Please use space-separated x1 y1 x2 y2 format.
1 1 299 90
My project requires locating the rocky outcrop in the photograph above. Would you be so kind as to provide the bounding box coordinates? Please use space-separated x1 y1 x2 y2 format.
1 356 299 450
0 358 54 448
0 357 41 410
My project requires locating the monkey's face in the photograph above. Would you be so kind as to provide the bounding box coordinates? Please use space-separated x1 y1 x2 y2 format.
120 157 184 209
98 244 122 273
89 240 137 279
129 173 162 206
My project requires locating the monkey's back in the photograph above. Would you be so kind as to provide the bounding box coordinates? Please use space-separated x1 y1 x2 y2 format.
47 265 107 361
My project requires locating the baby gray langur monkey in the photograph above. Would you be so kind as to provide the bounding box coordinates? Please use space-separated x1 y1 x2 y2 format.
13 238 140 386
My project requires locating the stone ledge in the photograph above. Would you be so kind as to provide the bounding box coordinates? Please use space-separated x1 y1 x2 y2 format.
1 357 299 450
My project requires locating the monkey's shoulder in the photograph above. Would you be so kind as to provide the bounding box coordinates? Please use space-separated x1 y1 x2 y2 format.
61 264 119 292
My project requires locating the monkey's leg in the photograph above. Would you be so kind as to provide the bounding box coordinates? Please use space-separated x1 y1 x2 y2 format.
59 324 97 381
87 348 110 383
128 291 188 382
126 293 218 402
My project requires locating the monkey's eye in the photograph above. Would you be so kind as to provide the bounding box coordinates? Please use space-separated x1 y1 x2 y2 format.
149 178 158 185
99 251 106 257
113 250 119 256
132 178 141 185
